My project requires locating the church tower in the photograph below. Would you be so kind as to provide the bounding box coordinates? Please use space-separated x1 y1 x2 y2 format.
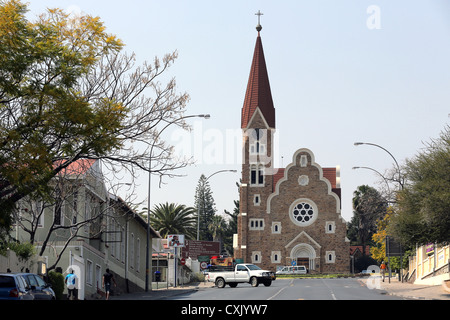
236 14 277 265
235 13 349 274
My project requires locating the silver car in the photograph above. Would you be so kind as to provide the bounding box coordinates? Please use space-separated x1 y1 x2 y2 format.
276 266 307 275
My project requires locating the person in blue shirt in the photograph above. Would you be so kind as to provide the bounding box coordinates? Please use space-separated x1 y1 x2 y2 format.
64 269 78 300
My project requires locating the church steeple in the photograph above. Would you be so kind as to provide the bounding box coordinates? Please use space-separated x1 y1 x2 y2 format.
241 12 276 129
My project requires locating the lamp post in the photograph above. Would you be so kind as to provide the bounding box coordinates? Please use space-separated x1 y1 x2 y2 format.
197 169 238 241
145 114 210 292
354 142 403 189
352 166 391 199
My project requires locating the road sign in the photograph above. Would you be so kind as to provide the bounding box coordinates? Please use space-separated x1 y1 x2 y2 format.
180 258 186 265
386 236 403 257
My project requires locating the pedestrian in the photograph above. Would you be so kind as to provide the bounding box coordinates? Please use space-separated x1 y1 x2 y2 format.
65 269 78 300
380 261 387 282
102 268 116 300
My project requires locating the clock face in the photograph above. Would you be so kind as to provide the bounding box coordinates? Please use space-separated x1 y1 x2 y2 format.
251 128 264 141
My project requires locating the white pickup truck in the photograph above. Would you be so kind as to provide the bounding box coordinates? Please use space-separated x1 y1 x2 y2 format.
206 263 276 288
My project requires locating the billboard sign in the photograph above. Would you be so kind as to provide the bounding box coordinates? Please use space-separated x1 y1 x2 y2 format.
181 240 220 259
386 236 403 257
167 234 185 248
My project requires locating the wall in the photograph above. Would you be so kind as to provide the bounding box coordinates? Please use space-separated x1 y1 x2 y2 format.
408 244 449 285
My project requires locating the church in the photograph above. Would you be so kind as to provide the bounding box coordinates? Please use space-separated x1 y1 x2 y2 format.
235 15 350 274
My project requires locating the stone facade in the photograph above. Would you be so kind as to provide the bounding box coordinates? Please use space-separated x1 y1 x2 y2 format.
235 31 349 274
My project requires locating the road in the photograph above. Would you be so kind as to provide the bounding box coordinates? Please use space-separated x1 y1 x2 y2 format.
172 278 406 300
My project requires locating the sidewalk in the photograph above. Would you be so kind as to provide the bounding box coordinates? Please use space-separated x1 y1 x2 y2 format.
377 278 450 300
108 281 214 300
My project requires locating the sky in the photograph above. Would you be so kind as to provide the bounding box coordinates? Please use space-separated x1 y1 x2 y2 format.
26 0 450 223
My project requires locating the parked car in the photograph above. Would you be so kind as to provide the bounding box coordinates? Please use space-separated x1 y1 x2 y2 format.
19 273 56 300
276 265 308 275
0 273 33 300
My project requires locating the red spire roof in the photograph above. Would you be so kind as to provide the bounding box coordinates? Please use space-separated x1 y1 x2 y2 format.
241 34 276 129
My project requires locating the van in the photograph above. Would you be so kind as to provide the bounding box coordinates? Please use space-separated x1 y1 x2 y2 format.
276 265 307 275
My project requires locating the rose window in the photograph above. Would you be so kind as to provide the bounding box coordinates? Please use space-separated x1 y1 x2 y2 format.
290 200 318 226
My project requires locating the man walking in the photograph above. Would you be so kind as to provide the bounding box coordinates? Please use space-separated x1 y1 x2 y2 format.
380 261 387 282
65 269 78 300
102 268 116 300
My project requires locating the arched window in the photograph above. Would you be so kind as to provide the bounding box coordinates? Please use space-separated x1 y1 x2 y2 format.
250 164 264 186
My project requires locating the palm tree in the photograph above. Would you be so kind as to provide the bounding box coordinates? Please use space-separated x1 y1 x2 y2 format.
208 215 227 253
150 203 197 239
208 215 226 242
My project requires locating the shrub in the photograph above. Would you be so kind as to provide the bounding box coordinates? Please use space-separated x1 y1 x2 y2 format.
48 271 65 300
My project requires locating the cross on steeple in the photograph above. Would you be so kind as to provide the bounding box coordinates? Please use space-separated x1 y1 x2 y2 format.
255 10 263 33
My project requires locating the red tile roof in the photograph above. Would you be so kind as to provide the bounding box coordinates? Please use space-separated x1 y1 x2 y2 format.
241 34 276 129
350 245 371 256
54 159 96 176
272 168 285 190
322 167 337 188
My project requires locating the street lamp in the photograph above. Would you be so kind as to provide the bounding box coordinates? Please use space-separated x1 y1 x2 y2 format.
352 166 391 199
145 113 210 292
354 142 403 189
197 169 238 241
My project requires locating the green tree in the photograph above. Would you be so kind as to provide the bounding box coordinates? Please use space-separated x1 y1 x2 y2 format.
222 200 239 256
0 1 192 239
208 215 227 253
150 203 197 239
194 174 216 241
351 185 388 253
390 125 450 246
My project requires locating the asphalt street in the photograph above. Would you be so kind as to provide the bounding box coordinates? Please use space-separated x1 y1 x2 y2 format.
169 278 403 300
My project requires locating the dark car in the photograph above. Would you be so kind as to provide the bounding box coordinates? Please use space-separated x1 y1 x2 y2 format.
0 273 34 300
19 273 56 300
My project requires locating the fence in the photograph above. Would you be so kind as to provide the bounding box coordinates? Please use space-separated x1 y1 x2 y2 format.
408 244 449 284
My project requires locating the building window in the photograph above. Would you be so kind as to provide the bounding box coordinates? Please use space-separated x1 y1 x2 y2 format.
249 219 264 230
271 222 281 234
250 165 257 185
289 199 318 227
86 260 93 286
54 198 63 226
300 155 308 167
253 194 260 206
136 238 141 272
32 201 44 228
325 221 335 234
130 233 135 269
252 251 261 264
271 251 281 264
250 165 264 186
250 142 266 155
326 251 336 263
95 265 102 289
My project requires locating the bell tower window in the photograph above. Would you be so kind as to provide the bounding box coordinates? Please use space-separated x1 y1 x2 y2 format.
249 128 266 155
250 165 264 186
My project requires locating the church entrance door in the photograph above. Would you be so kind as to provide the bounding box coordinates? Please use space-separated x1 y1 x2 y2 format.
290 243 316 272
296 258 309 268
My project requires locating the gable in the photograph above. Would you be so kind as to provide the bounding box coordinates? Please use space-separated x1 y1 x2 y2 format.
267 148 341 214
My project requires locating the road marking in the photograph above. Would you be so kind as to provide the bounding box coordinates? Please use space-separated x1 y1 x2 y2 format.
322 279 338 300
267 279 294 300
